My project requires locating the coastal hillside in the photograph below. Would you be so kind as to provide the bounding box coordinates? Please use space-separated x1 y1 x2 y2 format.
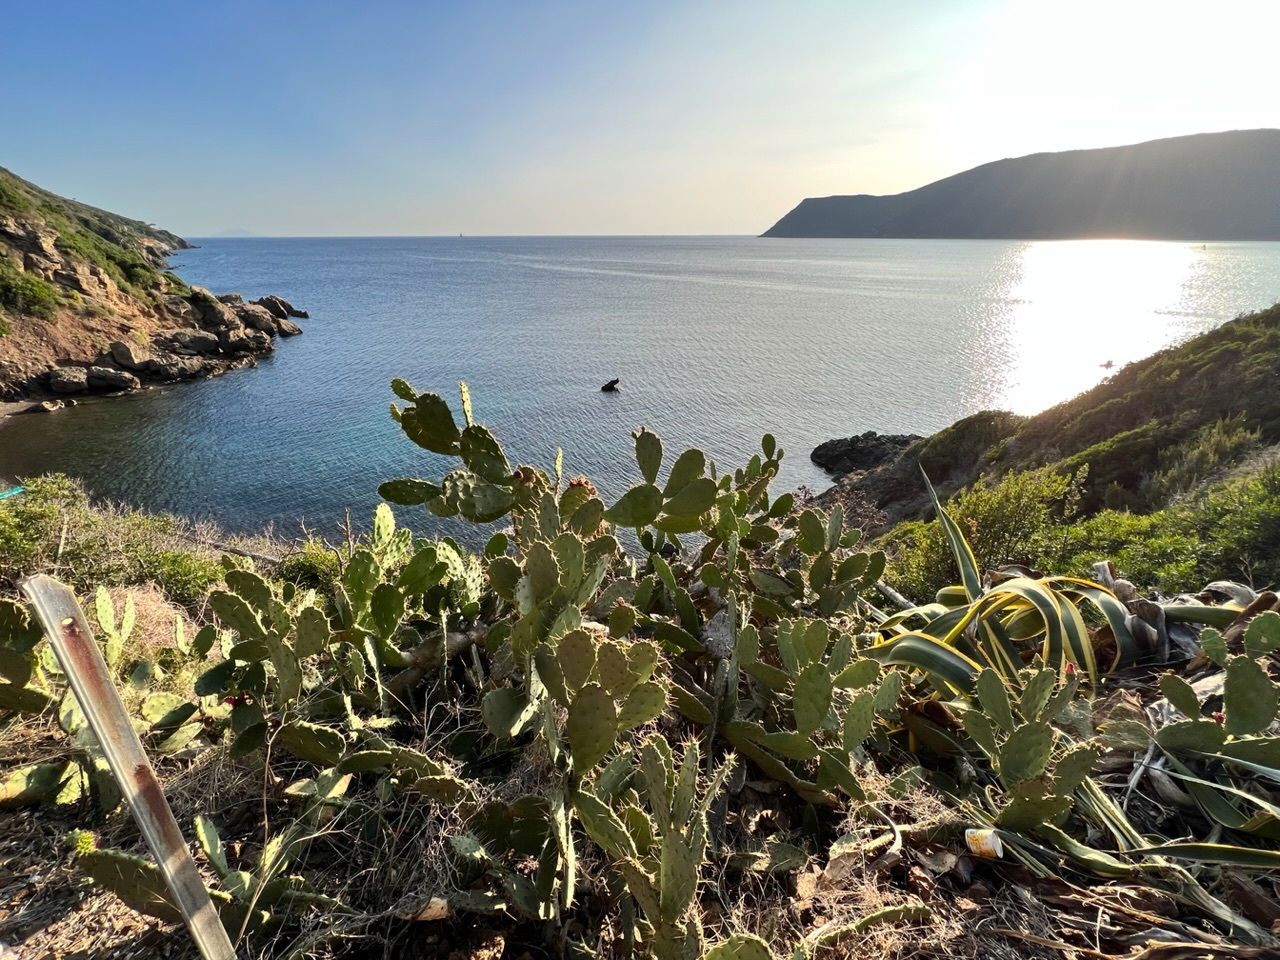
763 129 1280 239
816 300 1280 528
0 166 304 401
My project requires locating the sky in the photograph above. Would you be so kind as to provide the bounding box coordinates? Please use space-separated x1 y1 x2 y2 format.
2 0 1277 236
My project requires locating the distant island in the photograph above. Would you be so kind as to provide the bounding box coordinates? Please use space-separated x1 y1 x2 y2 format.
762 129 1280 240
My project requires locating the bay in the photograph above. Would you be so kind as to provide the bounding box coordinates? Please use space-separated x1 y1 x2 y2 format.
3 236 1278 537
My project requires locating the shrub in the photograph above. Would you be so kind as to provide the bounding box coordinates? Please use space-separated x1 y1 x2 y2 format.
0 475 222 605
162 270 191 297
0 256 60 319
1145 414 1260 502
883 467 1083 602
278 537 340 591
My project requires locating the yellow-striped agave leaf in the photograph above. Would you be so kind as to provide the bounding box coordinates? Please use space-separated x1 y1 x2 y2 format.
922 470 982 603
869 632 980 695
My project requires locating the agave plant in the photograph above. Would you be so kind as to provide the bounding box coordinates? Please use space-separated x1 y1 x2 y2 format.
866 472 1131 695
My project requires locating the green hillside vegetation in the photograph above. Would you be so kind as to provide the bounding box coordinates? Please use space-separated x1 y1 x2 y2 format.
883 456 1280 602
853 301 1280 522
3 376 1279 959
0 165 188 320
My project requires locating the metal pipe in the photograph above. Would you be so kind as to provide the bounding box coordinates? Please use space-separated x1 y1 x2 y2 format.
20 574 237 960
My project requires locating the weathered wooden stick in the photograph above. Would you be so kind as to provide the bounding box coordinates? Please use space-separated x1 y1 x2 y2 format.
20 574 237 960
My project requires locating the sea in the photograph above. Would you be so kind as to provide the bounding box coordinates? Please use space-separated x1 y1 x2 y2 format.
3 236 1279 540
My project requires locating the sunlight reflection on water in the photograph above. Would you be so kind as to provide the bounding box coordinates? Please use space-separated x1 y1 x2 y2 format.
992 240 1204 413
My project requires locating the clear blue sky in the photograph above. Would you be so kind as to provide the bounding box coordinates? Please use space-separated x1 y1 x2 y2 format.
3 0 1276 236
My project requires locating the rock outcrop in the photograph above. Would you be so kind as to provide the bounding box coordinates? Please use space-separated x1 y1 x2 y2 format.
0 165 307 401
811 431 921 476
254 294 308 320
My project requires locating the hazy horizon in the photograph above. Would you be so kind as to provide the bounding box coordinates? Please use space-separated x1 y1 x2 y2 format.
5 0 1278 237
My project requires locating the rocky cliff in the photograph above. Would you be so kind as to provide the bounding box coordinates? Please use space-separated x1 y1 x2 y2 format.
763 129 1280 240
0 165 305 402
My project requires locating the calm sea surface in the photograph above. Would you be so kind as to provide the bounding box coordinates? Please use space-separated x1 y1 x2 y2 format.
3 237 1280 538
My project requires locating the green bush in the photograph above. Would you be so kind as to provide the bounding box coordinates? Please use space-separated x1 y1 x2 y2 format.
887 458 1280 598
882 468 1083 602
0 256 60 319
0 173 32 213
278 538 340 591
52 221 161 296
1145 414 1260 503
162 270 191 297
0 475 222 605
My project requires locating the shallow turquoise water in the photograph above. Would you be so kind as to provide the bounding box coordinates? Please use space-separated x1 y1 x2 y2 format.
3 236 1279 538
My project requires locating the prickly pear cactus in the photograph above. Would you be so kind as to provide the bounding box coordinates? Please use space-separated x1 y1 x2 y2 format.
573 736 737 960
0 598 54 715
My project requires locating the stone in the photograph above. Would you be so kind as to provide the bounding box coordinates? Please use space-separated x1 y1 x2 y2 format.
87 366 141 391
162 295 197 324
187 286 239 330
151 355 208 380
254 295 289 320
236 303 279 333
275 317 302 336
254 294 307 319
243 328 273 352
166 328 221 355
811 431 922 476
109 340 153 371
39 400 65 413
219 329 251 353
48 367 89 394
217 292 244 304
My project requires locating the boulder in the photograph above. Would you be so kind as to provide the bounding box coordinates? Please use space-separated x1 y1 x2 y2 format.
109 340 153 371
151 355 209 380
276 317 302 337
87 366 141 391
811 431 922 476
254 295 289 320
39 400 65 413
254 294 308 319
217 292 244 305
243 328 274 353
188 286 240 330
162 295 197 324
49 367 89 394
166 328 221 355
236 303 279 333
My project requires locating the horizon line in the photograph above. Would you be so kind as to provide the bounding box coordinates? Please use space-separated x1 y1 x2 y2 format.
185 233 760 240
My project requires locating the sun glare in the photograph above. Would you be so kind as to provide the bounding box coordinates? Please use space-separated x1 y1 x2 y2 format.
994 240 1199 413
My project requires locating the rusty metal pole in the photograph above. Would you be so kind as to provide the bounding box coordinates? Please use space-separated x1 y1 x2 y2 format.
20 574 237 960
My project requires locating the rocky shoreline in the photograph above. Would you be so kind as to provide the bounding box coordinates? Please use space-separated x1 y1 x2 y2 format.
0 284 307 414
1 165 310 411
36 289 306 404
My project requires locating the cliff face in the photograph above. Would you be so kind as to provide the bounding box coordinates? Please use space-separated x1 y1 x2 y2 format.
0 166 302 400
763 129 1280 240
